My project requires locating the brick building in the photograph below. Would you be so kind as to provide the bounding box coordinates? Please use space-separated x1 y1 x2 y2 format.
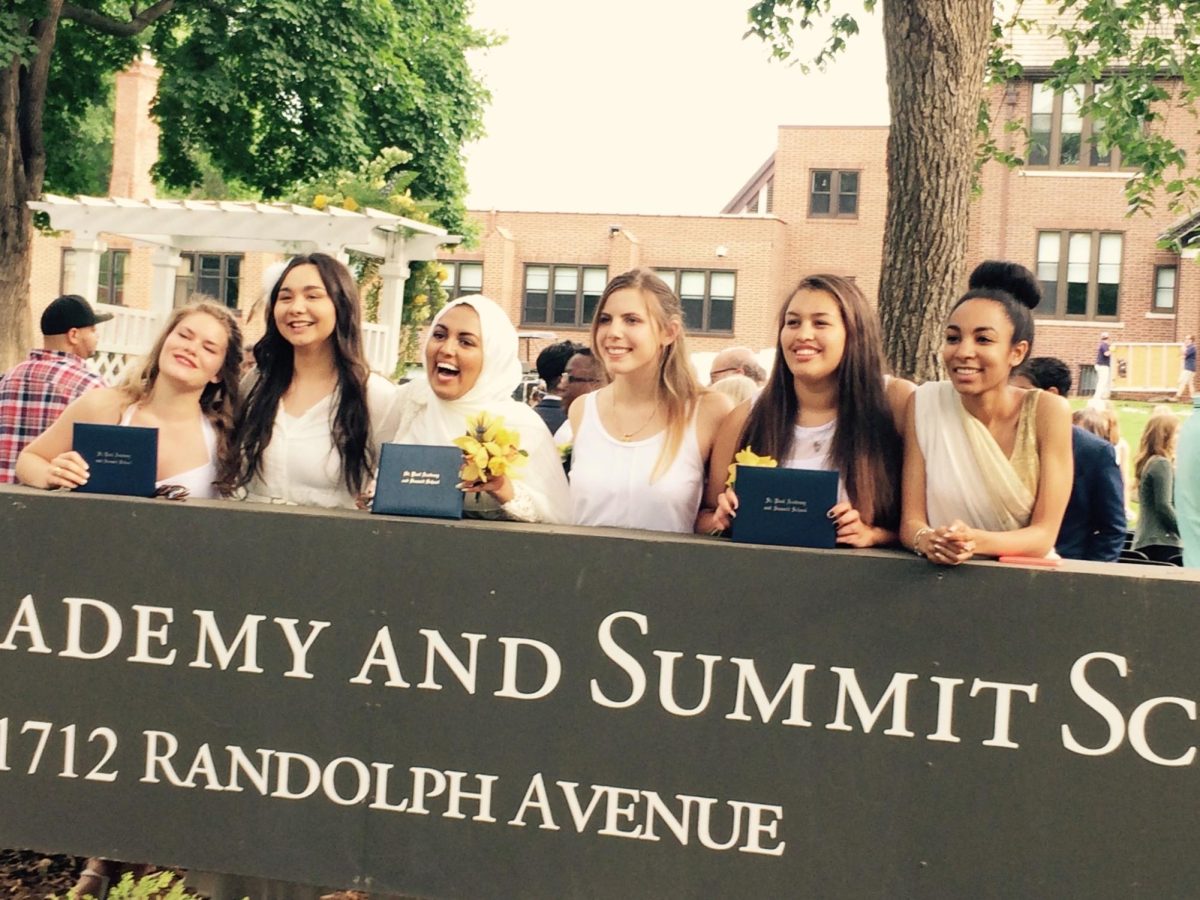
26 28 1200 393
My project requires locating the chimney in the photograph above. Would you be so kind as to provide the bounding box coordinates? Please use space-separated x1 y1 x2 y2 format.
108 51 162 200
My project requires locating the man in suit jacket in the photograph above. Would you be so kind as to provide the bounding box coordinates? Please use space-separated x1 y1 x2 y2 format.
532 340 582 434
1014 357 1126 561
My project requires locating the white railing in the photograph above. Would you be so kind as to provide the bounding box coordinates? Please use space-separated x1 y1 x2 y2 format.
362 322 391 375
96 304 162 358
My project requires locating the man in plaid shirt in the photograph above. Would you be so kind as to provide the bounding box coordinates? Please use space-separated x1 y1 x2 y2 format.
0 295 112 482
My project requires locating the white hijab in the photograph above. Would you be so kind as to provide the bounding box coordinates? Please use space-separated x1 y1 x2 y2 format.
395 295 570 523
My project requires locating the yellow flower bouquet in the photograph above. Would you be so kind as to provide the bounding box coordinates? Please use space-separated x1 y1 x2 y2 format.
453 411 528 486
725 445 778 487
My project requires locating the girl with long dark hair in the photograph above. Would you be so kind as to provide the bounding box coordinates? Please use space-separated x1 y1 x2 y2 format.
698 274 911 544
226 253 402 507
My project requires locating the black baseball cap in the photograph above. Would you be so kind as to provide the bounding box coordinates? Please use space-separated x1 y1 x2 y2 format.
40 295 114 336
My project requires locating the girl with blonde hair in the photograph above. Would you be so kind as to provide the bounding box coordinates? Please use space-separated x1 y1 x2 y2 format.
1132 413 1182 562
17 299 242 498
568 267 732 532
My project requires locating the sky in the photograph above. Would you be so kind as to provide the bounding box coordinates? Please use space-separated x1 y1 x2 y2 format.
463 1 890 217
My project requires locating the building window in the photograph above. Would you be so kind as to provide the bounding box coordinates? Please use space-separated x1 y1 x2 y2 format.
809 170 858 218
522 265 607 327
1035 230 1123 320
1154 265 1178 312
653 269 736 333
443 261 483 299
1027 82 1120 170
175 253 242 308
60 249 129 306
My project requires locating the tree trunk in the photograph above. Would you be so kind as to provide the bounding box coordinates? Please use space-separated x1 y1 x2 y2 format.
878 0 992 382
0 4 63 372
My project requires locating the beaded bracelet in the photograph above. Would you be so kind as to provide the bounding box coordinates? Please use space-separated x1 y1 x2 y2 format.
912 526 934 557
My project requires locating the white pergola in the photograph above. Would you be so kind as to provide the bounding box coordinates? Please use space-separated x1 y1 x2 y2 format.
29 195 461 375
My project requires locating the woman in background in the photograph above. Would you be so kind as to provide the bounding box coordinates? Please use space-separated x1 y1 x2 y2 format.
1132 412 1182 563
901 261 1073 564
226 253 402 507
698 274 910 545
568 267 732 532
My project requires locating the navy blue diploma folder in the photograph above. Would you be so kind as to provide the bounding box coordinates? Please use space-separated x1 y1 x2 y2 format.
730 466 839 549
72 423 158 498
372 443 464 519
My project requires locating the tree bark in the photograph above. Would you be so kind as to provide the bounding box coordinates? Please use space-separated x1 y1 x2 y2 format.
0 2 64 372
878 0 992 382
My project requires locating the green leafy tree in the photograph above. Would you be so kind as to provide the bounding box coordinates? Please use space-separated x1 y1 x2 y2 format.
1 0 493 370
747 0 1200 381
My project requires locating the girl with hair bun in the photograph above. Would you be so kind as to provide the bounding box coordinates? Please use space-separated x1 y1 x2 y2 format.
568 267 732 532
901 260 1073 564
698 274 912 545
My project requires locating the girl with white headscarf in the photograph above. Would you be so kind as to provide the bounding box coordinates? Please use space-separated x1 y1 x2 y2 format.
391 295 570 524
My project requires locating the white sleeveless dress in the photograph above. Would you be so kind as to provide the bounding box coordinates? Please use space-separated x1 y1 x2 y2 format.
120 405 218 499
569 392 705 533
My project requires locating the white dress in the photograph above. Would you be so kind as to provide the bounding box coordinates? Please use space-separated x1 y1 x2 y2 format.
569 392 705 533
120 404 219 499
244 373 403 509
780 419 849 505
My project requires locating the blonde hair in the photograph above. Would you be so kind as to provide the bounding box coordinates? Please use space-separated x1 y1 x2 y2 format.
590 268 704 481
120 298 243 487
1134 413 1180 487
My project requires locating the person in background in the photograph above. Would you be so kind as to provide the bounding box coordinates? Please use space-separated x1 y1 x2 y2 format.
710 373 759 407
531 340 581 433
568 268 732 533
710 346 767 387
226 253 402 508
902 261 1073 564
552 348 603 445
1132 413 1182 563
1088 398 1134 514
699 274 910 545
16 300 242 499
1172 334 1195 403
1013 357 1125 561
1175 392 1200 567
0 294 111 482
1094 331 1112 400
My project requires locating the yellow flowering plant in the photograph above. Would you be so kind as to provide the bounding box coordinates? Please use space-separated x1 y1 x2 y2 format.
453 412 528 485
725 446 778 487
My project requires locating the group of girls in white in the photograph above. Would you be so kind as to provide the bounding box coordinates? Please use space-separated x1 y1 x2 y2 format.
16 252 1075 565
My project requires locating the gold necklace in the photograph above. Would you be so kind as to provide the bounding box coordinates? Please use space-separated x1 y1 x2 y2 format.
611 391 661 441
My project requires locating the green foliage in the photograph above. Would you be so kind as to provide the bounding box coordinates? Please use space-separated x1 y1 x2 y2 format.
287 148 451 368
745 0 1200 217
56 869 204 900
41 5 142 196
155 149 263 201
147 0 495 235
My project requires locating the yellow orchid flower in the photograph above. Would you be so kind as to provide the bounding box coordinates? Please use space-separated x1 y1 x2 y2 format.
453 412 528 484
725 445 778 487
313 194 329 210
